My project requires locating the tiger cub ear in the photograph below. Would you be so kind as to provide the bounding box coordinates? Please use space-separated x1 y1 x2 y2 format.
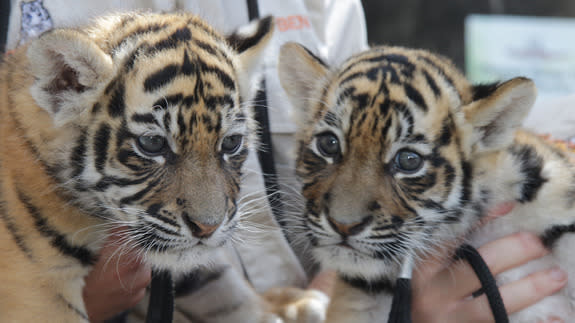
226 16 274 101
463 77 536 154
27 29 114 126
278 42 329 124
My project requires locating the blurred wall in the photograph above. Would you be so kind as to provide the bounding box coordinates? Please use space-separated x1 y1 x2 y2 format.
361 0 575 69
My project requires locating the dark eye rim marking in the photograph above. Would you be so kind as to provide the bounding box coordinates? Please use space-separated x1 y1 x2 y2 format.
315 131 341 158
136 134 167 156
394 149 424 174
220 134 243 155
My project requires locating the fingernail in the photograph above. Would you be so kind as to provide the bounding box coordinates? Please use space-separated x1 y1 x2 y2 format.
549 268 567 282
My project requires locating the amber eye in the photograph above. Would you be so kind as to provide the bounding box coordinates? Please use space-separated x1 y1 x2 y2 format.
316 132 340 157
137 135 166 156
221 135 243 155
394 149 423 173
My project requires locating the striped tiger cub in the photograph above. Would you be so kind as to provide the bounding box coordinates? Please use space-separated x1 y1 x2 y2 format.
0 11 288 322
278 42 575 322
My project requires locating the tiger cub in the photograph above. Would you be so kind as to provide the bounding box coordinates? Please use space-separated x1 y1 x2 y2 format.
0 12 280 322
278 42 575 322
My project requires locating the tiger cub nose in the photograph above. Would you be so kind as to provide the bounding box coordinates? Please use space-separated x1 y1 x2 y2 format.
183 215 220 238
327 215 374 237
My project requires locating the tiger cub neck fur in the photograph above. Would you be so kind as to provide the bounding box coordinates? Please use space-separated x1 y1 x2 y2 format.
0 12 272 322
278 42 575 322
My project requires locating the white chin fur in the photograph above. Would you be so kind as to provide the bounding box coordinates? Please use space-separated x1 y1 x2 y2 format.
144 244 223 274
313 245 399 280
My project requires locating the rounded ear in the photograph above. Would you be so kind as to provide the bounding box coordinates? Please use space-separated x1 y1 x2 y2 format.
463 77 537 154
27 29 114 126
226 16 274 101
278 42 329 124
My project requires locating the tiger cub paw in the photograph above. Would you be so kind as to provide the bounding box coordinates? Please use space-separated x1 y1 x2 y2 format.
263 287 329 323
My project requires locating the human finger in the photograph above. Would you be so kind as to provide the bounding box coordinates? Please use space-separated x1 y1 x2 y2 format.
308 270 336 296
455 267 567 322
431 232 548 299
485 202 516 219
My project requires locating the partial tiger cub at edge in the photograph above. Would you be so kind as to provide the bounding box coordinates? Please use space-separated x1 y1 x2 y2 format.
278 42 575 322
0 11 279 322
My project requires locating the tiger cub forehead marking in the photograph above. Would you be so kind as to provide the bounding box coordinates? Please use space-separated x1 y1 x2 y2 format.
84 13 252 161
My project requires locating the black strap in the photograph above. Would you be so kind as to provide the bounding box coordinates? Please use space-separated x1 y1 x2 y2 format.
246 0 287 231
387 244 508 323
456 244 509 323
0 0 10 54
145 270 174 323
388 278 412 323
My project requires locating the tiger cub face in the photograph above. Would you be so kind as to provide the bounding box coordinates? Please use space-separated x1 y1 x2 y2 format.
18 13 272 271
278 43 536 282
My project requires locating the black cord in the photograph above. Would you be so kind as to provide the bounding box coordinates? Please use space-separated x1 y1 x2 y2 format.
0 0 10 54
145 270 174 323
455 244 509 323
388 244 508 323
245 1 288 233
388 278 412 323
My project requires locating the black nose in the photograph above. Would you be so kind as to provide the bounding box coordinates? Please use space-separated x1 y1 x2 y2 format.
327 215 374 237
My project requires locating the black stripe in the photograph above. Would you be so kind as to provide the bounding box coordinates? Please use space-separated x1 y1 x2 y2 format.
472 82 500 101
181 50 195 76
58 294 89 322
205 95 234 111
460 160 473 206
404 83 427 111
423 69 441 98
108 82 126 117
16 189 95 266
417 55 458 100
540 223 575 249
93 174 153 192
0 210 35 261
132 113 158 124
144 64 180 93
147 203 180 228
120 176 163 205
341 275 394 295
198 60 235 90
174 267 226 297
226 16 272 53
394 102 414 137
70 131 87 178
153 94 184 110
149 27 192 53
508 144 548 203
116 149 154 172
111 23 168 53
436 114 454 146
94 124 111 172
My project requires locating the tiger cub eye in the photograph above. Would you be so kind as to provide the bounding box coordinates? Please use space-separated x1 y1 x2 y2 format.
137 135 166 155
221 135 243 155
395 150 423 173
316 132 340 157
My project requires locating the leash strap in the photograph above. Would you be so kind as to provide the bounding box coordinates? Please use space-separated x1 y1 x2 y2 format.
246 0 287 231
456 244 509 323
387 244 508 323
388 278 413 323
145 270 174 323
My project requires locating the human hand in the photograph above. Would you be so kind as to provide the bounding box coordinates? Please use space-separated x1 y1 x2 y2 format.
411 204 567 323
83 227 152 322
